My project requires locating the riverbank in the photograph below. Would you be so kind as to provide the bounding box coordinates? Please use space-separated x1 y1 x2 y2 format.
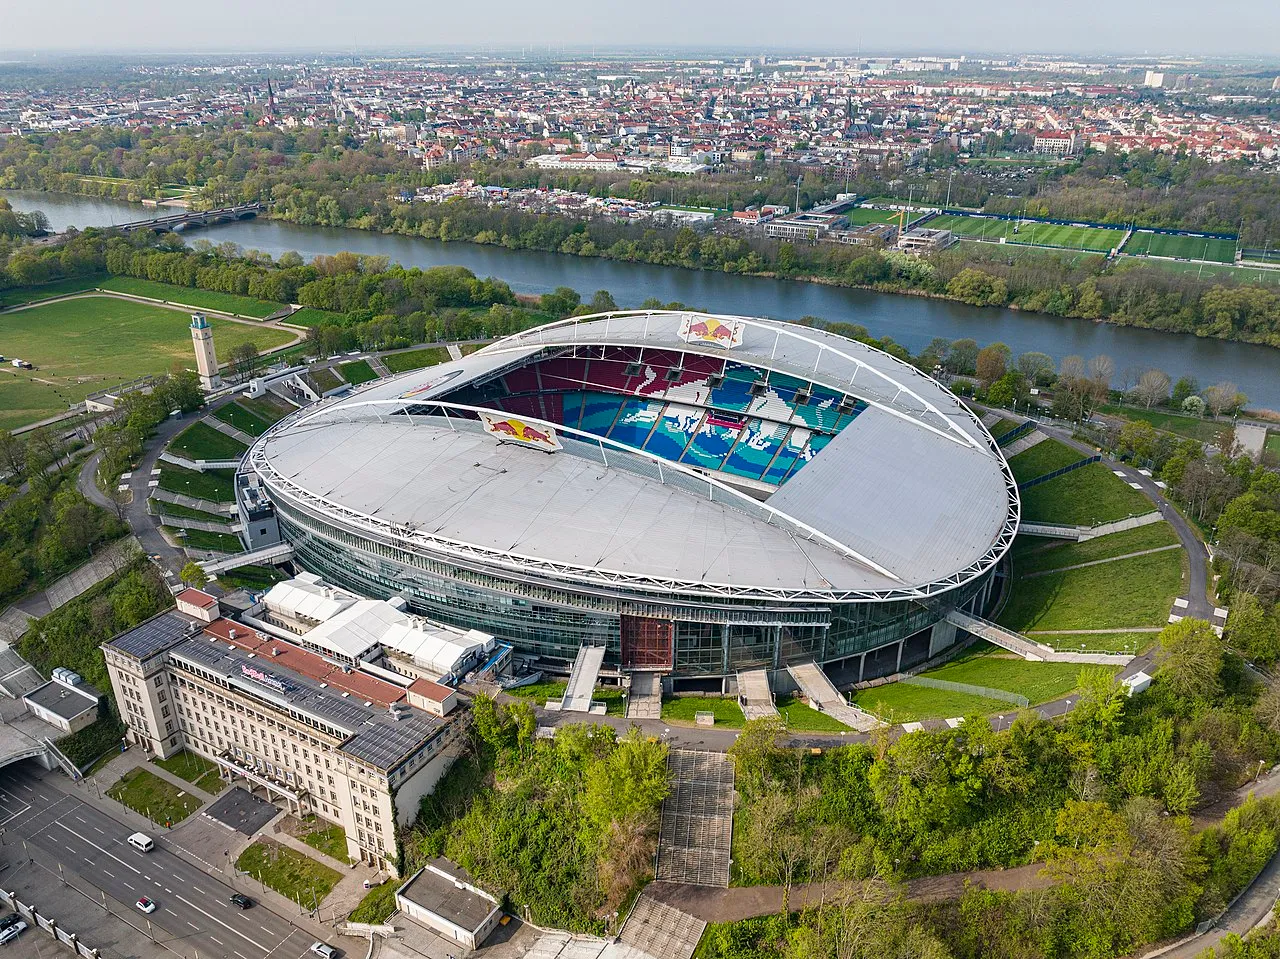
6 188 1280 410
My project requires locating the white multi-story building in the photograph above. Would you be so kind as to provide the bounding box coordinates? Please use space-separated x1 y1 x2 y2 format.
103 589 464 873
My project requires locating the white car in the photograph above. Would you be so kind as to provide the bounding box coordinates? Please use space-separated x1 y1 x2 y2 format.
136 897 157 914
0 921 27 944
310 943 337 959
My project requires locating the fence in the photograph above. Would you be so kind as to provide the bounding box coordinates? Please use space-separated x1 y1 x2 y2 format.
0 887 102 959
1017 455 1101 490
900 675 1029 707
996 420 1036 447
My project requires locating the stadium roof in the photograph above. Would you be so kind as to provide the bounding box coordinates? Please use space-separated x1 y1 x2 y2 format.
251 312 1017 601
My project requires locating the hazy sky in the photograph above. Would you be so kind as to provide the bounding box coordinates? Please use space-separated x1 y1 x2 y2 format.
3 0 1279 56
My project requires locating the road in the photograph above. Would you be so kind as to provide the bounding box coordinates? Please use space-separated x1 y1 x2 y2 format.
0 763 315 959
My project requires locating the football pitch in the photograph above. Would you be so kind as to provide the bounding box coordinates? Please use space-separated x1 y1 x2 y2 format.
1124 231 1238 264
845 207 905 226
0 295 296 430
926 214 1125 252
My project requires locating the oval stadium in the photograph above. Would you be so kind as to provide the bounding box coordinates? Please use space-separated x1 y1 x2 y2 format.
236 311 1019 690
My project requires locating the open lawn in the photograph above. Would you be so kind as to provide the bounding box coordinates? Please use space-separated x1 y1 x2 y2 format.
349 881 398 924
382 346 451 373
213 401 274 437
1268 432 1280 457
999 548 1185 632
0 275 106 308
1098 404 1226 443
1018 462 1154 526
306 367 344 393
1123 257 1280 287
338 359 378 385
240 393 294 423
776 695 850 732
988 418 1021 438
284 308 346 327
0 295 293 430
1028 631 1156 654
168 421 248 461
235 839 342 907
156 501 231 525
175 528 242 552
505 680 625 715
959 240 1104 268
99 276 281 317
151 750 225 795
1013 522 1180 576
923 642 1097 705
108 767 202 826
853 682 1009 724
1125 231 1237 264
661 696 745 728
1007 438 1086 484
157 463 236 502
287 816 352 864
215 564 287 591
845 207 904 225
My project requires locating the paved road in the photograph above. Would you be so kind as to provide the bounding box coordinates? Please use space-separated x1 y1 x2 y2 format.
0 763 315 959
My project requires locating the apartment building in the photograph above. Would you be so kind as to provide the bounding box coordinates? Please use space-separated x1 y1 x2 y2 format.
103 590 463 874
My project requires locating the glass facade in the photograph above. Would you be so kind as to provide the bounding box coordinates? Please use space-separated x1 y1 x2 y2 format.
272 496 996 679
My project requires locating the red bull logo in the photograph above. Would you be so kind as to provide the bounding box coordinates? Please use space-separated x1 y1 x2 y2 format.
481 413 561 452
398 368 464 400
679 315 743 348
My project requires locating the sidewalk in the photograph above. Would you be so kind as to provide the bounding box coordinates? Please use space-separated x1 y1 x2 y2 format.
269 820 382 920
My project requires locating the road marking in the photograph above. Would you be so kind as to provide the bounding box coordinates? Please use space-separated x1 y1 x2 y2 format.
234 951 251 959
123 881 135 890
260 926 272 934
173 894 271 953
75 816 86 824
53 821 141 875
210 937 223 945
65 845 76 853
103 870 114 878
188 922 200 931
94 827 105 835
193 886 208 896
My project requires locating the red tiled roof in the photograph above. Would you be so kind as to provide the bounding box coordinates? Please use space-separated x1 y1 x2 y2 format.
176 588 218 608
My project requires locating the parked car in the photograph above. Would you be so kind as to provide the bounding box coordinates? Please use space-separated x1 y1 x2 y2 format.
0 915 22 931
136 897 157 914
309 943 337 959
0 920 26 944
229 894 253 909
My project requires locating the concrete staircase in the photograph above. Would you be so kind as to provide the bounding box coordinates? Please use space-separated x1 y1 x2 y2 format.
945 610 1131 665
1002 429 1047 458
625 671 663 720
561 644 606 713
786 662 880 731
203 415 255 447
1020 510 1162 542
736 669 779 720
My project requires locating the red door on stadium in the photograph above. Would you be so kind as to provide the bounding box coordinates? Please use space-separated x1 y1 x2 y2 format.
620 615 674 670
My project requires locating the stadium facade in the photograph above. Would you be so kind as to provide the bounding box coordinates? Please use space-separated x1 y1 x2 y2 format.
237 312 1019 687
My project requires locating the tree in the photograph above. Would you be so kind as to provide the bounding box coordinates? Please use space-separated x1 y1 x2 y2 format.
179 561 209 589
1017 351 1055 387
1132 369 1171 409
1158 618 1223 702
1203 382 1242 418
0 431 24 481
1182 395 1206 417
945 338 979 376
227 342 261 384
987 371 1029 408
975 343 1010 387
1171 376 1199 408
1087 354 1115 390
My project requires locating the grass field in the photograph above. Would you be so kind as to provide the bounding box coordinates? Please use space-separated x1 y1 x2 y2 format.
1007 438 1086 484
988 418 1021 438
1268 432 1280 457
1098 404 1226 443
241 393 294 422
176 528 242 552
108 767 202 826
846 207 905 225
1018 462 1154 526
213 401 273 437
349 881 398 924
1013 522 1180 576
1125 257 1280 287
306 367 344 393
382 347 452 374
151 750 224 795
99 276 281 317
286 308 347 327
157 501 231 525
0 275 106 308
293 818 352 864
505 680 625 716
0 295 294 430
853 682 1008 723
959 240 1104 268
1027 631 1156 654
661 696 746 727
157 463 236 502
338 359 378 385
168 421 248 461
215 564 286 591
1125 231 1237 264
923 642 1095 705
235 839 342 907
926 215 1124 252
999 548 1185 632
776 695 850 732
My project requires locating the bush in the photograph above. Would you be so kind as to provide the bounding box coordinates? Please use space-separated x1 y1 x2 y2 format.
56 715 123 768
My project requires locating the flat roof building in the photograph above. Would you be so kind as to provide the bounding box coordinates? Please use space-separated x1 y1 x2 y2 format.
396 859 502 951
23 677 101 734
897 227 959 254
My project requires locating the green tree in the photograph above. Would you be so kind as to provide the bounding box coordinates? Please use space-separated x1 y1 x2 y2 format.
179 561 209 589
1158 619 1223 702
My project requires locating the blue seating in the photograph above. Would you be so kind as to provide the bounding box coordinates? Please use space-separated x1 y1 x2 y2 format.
643 405 701 461
680 413 744 471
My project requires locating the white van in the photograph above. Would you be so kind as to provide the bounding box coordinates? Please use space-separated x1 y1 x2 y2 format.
127 833 154 852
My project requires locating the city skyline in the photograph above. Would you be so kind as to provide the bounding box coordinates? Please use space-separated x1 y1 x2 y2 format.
3 0 1280 57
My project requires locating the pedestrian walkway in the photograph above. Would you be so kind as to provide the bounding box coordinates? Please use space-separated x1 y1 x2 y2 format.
617 895 704 959
150 487 237 514
368 355 392 378
945 610 1132 665
446 344 463 361
1002 429 1047 457
1021 543 1182 579
203 414 256 447
786 662 879 731
561 645 606 713
736 669 778 720
0 607 34 643
625 672 662 720
655 750 734 887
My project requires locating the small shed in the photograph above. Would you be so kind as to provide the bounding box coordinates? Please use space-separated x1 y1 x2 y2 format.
395 859 501 951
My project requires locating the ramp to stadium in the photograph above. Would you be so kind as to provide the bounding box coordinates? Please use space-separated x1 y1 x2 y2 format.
736 669 779 720
945 610 1131 665
625 671 663 720
561 644 606 712
786 662 880 731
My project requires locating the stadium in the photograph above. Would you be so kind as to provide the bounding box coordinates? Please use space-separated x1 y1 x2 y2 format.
237 311 1020 688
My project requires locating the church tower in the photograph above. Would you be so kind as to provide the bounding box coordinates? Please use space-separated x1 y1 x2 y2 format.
190 313 222 391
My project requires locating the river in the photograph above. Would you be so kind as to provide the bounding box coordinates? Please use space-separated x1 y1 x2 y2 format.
7 189 1279 409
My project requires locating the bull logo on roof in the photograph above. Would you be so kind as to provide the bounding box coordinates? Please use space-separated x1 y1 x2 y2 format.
398 368 464 400
679 315 744 348
480 412 562 452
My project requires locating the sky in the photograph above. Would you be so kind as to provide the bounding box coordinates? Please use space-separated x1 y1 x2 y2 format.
2 0 1279 57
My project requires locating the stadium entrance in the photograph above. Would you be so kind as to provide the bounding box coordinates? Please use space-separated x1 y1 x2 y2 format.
621 615 674 670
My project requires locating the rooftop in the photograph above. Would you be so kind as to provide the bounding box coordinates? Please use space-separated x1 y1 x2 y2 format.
397 860 498 932
23 679 100 720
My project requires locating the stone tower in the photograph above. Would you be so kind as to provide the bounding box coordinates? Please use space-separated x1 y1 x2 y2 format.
190 313 221 391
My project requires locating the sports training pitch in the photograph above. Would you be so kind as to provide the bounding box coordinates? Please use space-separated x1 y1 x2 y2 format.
0 295 296 430
927 214 1126 252
1124 231 1238 264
